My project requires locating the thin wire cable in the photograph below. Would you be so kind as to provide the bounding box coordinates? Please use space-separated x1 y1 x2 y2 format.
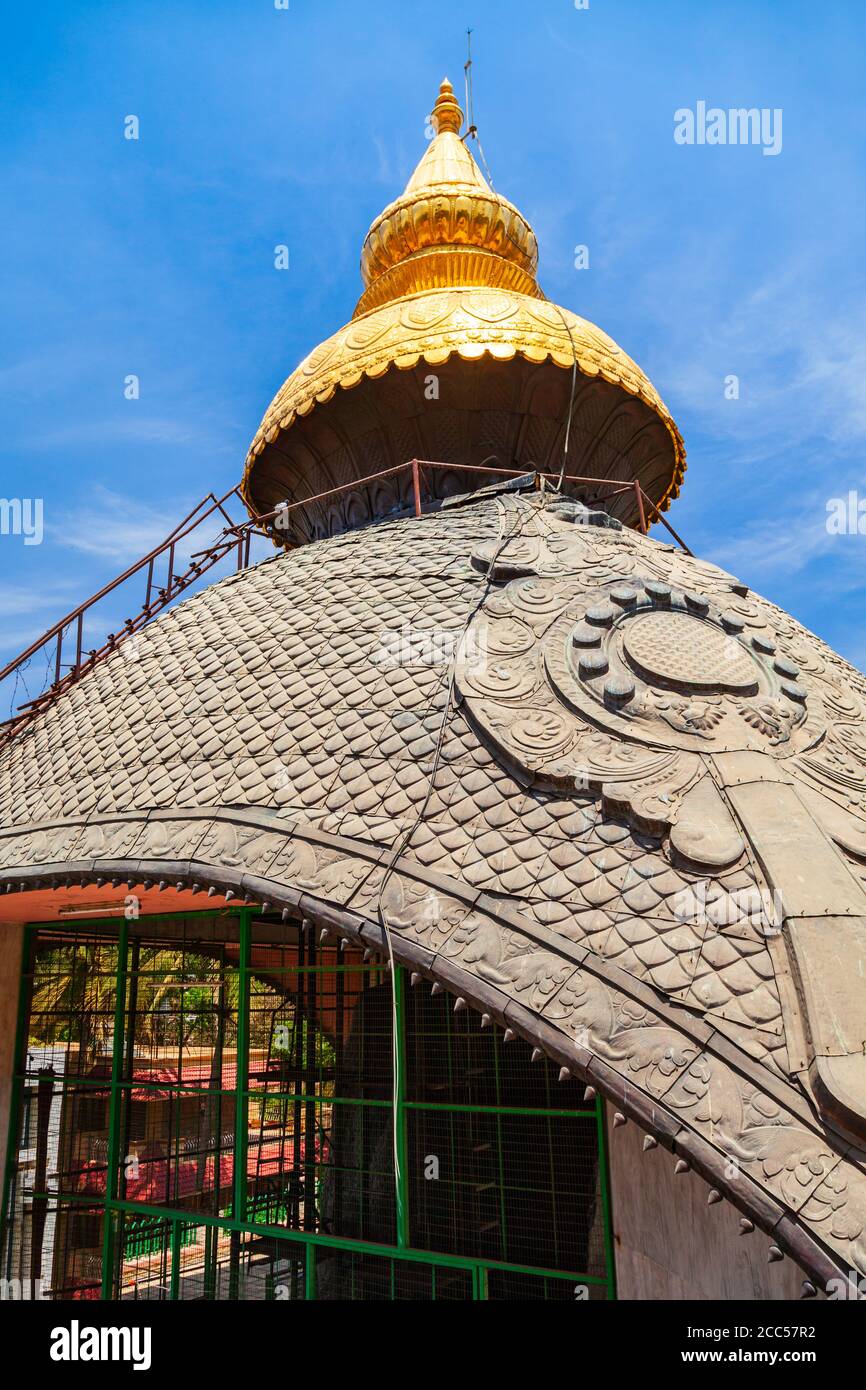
468 158 580 489
375 495 537 1220
550 301 581 490
8 655 32 719
464 29 475 134
372 46 599 1204
467 137 579 492
456 49 581 498
472 131 497 191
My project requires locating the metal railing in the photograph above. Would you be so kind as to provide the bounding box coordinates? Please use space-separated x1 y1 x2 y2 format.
0 487 262 743
0 461 689 746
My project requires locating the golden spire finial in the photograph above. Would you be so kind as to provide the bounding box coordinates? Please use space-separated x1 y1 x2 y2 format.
432 77 464 135
352 74 541 316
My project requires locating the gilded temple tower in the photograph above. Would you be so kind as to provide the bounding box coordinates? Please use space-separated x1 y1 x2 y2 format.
241 80 684 544
1 79 865 1302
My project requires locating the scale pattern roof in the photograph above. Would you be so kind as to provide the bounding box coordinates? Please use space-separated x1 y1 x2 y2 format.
2 488 866 1289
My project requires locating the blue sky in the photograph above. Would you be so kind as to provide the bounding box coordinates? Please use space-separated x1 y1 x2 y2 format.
2 0 866 715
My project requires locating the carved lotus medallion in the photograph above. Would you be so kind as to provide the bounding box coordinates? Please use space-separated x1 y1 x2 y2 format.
454 498 866 1146
544 575 815 756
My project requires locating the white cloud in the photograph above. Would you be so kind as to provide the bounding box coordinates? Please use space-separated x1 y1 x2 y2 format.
50 486 192 561
0 579 79 619
642 246 866 463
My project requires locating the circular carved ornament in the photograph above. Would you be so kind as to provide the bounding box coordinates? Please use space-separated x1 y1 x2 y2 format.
544 575 818 755
622 610 759 694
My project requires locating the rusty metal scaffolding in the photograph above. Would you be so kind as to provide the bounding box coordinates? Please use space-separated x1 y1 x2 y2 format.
0 461 690 746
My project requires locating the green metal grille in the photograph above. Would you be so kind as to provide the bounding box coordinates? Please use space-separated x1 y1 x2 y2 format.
1 911 615 1301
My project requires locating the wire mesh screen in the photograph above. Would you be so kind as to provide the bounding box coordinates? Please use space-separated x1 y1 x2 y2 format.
403 986 604 1277
315 1249 473 1301
0 914 614 1301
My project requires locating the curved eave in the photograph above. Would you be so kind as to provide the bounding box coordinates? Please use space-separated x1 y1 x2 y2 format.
241 333 687 522
0 829 856 1298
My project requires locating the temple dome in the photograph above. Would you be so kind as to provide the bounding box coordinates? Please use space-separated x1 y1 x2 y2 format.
4 480 866 1289
241 80 685 542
